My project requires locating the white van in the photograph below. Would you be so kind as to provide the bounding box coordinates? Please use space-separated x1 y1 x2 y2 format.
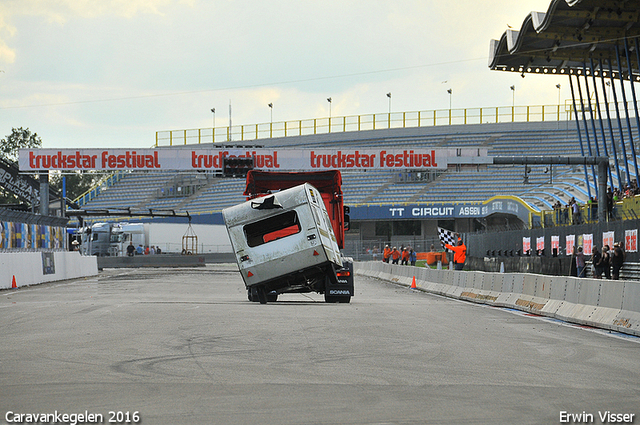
222 183 351 303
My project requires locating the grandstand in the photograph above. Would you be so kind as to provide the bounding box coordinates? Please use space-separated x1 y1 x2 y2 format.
77 119 626 217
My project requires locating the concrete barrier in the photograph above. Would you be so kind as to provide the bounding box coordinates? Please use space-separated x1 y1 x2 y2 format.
97 254 207 269
1 251 98 290
355 262 640 337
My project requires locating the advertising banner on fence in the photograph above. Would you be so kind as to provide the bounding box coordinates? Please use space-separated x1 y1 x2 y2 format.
583 233 593 256
19 148 451 171
0 221 65 250
566 234 575 256
625 229 637 252
602 231 615 250
536 236 545 252
551 235 559 253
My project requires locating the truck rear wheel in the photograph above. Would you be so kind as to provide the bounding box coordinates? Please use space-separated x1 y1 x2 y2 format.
324 294 351 303
266 292 278 302
256 286 267 304
249 287 278 303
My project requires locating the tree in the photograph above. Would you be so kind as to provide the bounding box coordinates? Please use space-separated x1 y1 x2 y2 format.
0 128 43 205
0 127 101 206
50 170 102 201
0 127 42 162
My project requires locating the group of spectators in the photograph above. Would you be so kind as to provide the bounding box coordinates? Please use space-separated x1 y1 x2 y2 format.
613 179 640 200
552 181 640 225
126 242 161 257
574 242 625 280
382 245 417 266
552 197 589 224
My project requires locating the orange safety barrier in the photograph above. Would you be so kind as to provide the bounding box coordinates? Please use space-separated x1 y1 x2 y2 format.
417 251 449 266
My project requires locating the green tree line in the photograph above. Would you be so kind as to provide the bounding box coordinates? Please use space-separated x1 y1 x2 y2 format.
0 127 100 205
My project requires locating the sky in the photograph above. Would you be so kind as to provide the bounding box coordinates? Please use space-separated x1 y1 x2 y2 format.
0 0 559 150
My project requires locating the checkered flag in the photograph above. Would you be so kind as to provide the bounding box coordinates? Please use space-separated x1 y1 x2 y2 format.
438 227 456 252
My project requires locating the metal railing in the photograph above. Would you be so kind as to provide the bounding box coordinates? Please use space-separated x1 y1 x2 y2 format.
74 171 126 207
539 195 640 227
155 103 585 146
156 99 640 146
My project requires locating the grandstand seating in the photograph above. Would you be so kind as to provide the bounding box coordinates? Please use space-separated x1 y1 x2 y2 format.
78 120 638 215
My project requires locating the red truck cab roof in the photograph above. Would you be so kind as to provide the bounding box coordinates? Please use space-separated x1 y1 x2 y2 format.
244 170 346 249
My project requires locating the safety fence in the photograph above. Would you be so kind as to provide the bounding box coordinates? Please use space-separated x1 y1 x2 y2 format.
155 103 597 146
156 101 640 146
0 209 69 251
355 261 640 337
343 237 440 261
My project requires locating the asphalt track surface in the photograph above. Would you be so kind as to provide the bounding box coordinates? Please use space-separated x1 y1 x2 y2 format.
1 265 639 425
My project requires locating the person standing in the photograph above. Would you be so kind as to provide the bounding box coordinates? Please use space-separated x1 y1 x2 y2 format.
575 246 586 278
611 242 624 280
409 248 417 266
383 245 391 263
391 247 401 264
401 248 409 265
592 246 602 278
601 245 611 279
445 239 467 271
126 242 135 257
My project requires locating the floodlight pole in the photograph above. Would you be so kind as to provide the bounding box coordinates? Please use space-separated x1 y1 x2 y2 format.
493 156 609 223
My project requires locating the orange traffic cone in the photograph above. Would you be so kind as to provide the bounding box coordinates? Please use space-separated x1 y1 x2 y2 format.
410 276 417 289
11 275 17 289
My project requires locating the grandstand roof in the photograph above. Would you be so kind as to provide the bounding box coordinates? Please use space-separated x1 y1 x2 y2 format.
489 0 640 78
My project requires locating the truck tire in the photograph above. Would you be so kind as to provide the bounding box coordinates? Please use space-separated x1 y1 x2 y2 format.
249 287 278 303
257 286 268 304
266 292 278 302
324 294 351 303
249 287 261 302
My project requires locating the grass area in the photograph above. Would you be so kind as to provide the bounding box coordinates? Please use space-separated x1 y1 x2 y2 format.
416 260 451 269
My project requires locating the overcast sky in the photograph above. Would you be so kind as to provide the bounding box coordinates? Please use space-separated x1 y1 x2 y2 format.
0 0 558 149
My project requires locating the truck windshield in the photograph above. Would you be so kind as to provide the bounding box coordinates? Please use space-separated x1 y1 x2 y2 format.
244 210 301 247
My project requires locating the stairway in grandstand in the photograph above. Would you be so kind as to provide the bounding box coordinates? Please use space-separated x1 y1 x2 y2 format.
77 121 635 215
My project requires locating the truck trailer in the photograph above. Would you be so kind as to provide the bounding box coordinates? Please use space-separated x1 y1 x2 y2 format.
222 173 354 304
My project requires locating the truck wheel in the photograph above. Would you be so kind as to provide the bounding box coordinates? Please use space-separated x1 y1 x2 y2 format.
325 294 351 303
249 287 260 302
257 286 268 304
266 291 278 302
324 294 337 303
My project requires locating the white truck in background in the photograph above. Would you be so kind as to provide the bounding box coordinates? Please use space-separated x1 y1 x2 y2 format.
78 222 232 256
79 222 149 256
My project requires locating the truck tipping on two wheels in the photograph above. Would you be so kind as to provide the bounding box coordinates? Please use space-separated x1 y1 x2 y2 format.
222 170 354 304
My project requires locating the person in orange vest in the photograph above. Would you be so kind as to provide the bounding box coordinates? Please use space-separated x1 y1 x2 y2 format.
401 248 410 265
391 247 401 264
445 239 467 270
383 245 391 263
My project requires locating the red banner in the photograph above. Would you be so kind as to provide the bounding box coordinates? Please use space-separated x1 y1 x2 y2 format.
19 148 457 172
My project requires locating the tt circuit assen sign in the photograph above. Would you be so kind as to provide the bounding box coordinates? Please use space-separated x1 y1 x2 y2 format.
349 197 535 223
19 148 456 172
